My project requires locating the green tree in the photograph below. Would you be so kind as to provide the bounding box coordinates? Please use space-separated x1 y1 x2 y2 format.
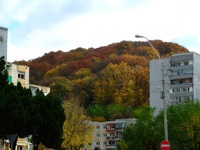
118 107 162 150
87 104 134 121
72 68 95 107
119 101 200 150
0 83 28 137
86 104 108 121
49 76 72 101
34 91 65 149
167 100 200 149
0 56 8 90
0 57 65 149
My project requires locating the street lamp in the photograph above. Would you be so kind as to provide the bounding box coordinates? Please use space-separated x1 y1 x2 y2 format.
135 35 169 141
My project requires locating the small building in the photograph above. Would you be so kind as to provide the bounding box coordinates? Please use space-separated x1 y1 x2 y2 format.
6 63 29 89
15 137 32 150
6 63 50 96
29 84 50 96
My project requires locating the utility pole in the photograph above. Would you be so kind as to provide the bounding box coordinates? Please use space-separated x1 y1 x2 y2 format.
135 35 168 141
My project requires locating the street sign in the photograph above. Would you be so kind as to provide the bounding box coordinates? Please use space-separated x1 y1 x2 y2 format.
160 140 170 150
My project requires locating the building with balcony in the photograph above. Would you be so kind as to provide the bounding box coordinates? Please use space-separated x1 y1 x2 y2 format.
150 52 200 114
84 118 136 150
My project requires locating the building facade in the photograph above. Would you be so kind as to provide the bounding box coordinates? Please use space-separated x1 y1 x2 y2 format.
6 63 30 88
29 84 50 96
84 118 136 150
0 26 8 61
150 52 200 114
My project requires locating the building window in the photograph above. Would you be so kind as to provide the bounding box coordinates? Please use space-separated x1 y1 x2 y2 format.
18 72 25 79
183 87 187 92
172 87 192 93
183 69 192 74
171 78 193 85
17 146 23 150
171 80 179 84
184 61 189 65
96 142 100 145
176 97 182 102
171 62 180 67
189 96 193 100
110 133 115 137
108 141 115 146
96 126 100 129
96 134 100 137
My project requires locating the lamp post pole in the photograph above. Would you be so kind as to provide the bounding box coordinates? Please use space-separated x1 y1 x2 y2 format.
135 35 168 141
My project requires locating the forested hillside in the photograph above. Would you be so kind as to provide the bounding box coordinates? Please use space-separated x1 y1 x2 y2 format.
15 40 188 114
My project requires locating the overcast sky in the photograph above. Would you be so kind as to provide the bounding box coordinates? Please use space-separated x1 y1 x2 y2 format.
1 0 200 62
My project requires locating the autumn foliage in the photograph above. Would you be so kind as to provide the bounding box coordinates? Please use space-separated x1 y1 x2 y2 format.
14 40 188 115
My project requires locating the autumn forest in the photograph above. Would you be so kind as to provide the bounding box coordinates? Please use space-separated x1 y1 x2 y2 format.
15 40 188 121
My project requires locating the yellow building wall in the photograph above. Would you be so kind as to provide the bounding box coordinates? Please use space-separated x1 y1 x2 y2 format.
18 65 27 72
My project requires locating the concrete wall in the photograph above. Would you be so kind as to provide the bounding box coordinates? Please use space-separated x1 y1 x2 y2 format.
0 26 8 62
193 52 200 99
150 52 200 115
7 64 29 88
149 58 170 115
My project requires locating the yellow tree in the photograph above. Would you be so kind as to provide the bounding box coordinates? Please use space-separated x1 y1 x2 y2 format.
72 68 96 107
62 100 93 150
94 62 149 107
94 62 136 105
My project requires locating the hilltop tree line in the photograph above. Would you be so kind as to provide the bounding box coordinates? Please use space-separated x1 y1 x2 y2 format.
15 40 188 120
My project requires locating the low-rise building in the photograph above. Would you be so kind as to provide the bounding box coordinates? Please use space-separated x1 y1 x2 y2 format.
6 63 29 89
84 118 136 150
29 84 50 96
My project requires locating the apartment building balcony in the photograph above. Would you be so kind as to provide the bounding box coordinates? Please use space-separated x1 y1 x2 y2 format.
106 145 116 150
169 64 193 79
106 128 115 132
170 91 193 97
170 84 193 90
106 142 116 150
106 136 116 140
106 123 115 132
170 74 193 80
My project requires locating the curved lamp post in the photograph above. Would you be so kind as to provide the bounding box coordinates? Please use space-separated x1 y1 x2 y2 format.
135 35 169 141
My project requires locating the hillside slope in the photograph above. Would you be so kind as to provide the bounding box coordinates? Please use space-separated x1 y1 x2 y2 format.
15 40 189 108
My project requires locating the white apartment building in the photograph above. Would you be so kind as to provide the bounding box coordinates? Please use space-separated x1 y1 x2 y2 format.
150 52 200 114
0 26 8 61
84 118 136 150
